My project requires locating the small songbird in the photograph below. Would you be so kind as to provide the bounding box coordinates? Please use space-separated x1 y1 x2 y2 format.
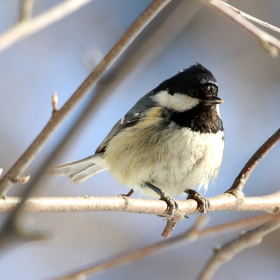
47 63 224 216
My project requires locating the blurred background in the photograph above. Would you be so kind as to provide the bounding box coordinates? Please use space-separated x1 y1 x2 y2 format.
0 0 280 279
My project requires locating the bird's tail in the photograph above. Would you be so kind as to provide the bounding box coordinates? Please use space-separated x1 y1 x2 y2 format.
46 154 107 184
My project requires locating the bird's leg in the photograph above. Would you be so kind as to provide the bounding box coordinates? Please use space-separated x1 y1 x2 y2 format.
145 182 178 218
185 189 209 214
119 189 134 197
125 189 135 197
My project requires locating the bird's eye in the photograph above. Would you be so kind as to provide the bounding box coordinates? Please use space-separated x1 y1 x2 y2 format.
189 89 198 97
211 86 218 96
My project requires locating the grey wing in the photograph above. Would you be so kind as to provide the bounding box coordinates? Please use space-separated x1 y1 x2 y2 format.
95 118 123 153
95 91 157 154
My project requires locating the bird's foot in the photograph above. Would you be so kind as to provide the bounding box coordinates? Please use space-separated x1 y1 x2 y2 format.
119 189 135 197
145 182 178 219
159 190 178 219
185 189 209 215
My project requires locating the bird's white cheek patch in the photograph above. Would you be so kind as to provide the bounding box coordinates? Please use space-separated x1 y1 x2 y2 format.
216 104 221 118
153 90 199 111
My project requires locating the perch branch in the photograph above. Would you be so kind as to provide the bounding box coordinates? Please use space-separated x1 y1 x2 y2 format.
0 192 280 215
0 0 172 197
197 216 280 280
203 0 280 57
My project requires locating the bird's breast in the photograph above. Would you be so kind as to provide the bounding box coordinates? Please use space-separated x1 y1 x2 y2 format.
105 107 224 196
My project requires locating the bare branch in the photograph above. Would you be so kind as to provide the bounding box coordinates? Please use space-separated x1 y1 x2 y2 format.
53 217 206 280
0 0 172 197
162 218 184 238
19 0 36 22
0 218 49 254
202 0 280 57
220 1 280 33
0 193 280 215
197 217 280 280
226 128 280 195
0 0 93 53
51 215 272 279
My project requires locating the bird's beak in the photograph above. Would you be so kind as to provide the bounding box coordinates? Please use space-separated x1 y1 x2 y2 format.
203 96 223 105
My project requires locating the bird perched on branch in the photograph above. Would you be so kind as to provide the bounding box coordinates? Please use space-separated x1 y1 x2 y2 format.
47 63 224 217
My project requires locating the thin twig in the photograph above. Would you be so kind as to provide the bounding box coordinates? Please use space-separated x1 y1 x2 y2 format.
50 215 271 280
220 1 280 33
226 128 280 195
162 218 183 238
0 192 280 215
19 0 36 22
0 0 172 197
53 217 206 280
197 216 280 280
202 0 280 57
0 0 92 53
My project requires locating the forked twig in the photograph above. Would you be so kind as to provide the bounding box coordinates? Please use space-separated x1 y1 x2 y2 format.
197 216 280 280
203 0 280 57
220 1 280 33
226 128 280 195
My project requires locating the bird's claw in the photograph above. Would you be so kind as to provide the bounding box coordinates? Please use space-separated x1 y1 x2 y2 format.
160 190 178 219
186 189 209 215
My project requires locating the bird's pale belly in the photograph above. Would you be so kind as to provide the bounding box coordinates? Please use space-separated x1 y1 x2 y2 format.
105 122 224 197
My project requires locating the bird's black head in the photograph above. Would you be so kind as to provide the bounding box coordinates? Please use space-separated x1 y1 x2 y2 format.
152 63 222 111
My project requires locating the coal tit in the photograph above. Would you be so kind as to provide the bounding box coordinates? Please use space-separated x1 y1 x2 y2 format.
48 63 224 216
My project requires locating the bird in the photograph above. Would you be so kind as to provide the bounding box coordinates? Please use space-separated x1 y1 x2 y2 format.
47 63 224 217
